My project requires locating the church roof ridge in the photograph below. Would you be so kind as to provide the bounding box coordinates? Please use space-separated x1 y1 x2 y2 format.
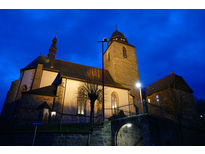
142 73 193 96
55 57 102 71
22 55 128 90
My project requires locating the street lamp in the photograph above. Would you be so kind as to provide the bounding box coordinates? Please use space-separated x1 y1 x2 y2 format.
98 38 107 123
135 82 142 104
135 82 141 89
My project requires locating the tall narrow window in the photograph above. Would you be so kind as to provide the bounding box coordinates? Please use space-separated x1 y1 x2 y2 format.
156 95 160 106
111 92 119 115
108 52 110 61
123 47 127 58
77 87 87 115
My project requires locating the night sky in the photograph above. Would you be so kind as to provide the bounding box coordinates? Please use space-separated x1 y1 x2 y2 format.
0 9 205 113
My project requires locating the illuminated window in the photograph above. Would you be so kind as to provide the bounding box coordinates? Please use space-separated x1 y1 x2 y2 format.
51 111 56 117
123 47 127 58
111 92 119 115
77 87 87 115
156 95 159 103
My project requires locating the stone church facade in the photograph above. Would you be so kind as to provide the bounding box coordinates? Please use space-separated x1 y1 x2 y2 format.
143 72 198 122
1 30 142 125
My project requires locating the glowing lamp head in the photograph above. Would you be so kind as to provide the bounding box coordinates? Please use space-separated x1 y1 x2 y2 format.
135 82 141 88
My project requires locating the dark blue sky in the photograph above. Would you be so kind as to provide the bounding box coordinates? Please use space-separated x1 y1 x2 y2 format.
0 9 205 113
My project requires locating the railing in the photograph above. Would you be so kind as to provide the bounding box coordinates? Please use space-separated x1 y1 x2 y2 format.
10 100 198 126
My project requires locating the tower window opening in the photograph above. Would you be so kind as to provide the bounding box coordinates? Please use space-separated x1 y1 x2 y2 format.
123 47 127 58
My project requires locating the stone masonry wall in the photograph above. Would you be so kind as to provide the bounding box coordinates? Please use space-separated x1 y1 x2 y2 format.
0 122 112 146
0 132 89 146
90 122 112 146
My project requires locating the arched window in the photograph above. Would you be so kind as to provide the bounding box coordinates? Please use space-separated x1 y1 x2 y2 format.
122 47 127 58
111 92 119 115
77 87 87 115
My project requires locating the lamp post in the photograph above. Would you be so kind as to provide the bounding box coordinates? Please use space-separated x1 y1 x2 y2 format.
135 82 142 104
135 82 148 114
98 38 107 122
135 82 144 114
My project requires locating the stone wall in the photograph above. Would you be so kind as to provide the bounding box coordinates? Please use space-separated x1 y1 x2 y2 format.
0 122 112 146
0 132 89 146
111 114 205 146
1 79 20 122
104 41 139 90
111 115 151 146
146 88 198 121
1 115 205 146
90 122 112 146
104 41 140 101
15 94 54 125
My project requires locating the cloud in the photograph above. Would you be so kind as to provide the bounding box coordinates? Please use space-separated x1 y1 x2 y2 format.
0 9 205 113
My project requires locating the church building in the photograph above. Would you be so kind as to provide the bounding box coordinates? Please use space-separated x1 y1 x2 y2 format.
1 30 142 125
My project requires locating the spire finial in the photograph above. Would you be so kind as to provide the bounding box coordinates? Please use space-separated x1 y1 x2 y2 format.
48 36 57 68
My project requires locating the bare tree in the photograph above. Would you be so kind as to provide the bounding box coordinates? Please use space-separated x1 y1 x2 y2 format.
81 68 102 127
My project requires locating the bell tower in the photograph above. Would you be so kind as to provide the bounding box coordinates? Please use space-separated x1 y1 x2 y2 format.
104 30 140 99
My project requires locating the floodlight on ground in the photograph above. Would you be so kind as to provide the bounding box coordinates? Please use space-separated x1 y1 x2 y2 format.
127 123 132 128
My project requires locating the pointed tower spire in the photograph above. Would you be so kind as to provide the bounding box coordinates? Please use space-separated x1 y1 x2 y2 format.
48 36 57 68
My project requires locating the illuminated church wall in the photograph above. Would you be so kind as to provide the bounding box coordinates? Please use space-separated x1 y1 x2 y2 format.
61 78 130 121
104 86 129 119
20 69 35 91
40 70 58 88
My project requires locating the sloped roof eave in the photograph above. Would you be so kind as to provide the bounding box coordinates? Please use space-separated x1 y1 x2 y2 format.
60 75 130 90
